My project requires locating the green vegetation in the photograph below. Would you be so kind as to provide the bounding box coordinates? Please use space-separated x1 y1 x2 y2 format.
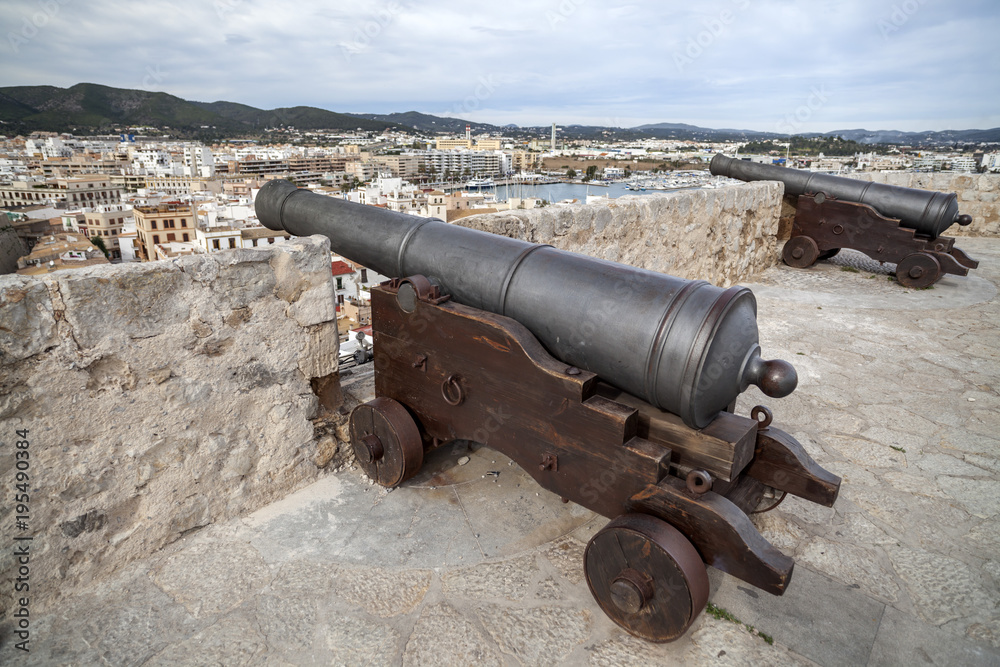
0 83 406 135
890 445 906 453
840 266 859 273
566 168 577 179
741 135 867 157
705 603 774 644
90 236 109 259
705 602 741 624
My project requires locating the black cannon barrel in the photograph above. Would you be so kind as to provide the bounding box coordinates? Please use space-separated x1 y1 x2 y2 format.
710 153 972 239
256 180 796 428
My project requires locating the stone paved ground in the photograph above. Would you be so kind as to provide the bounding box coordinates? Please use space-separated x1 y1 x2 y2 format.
4 239 1000 666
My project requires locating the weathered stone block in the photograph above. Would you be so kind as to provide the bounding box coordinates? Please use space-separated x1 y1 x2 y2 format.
455 183 782 287
0 240 341 617
0 276 58 363
59 262 192 347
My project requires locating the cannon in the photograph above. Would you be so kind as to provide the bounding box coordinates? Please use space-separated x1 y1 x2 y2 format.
710 154 979 288
256 180 841 642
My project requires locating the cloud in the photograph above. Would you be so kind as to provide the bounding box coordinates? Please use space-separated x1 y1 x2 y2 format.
0 0 997 132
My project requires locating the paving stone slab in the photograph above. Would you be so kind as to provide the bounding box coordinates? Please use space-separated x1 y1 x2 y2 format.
402 602 503 667
708 565 885 667
477 603 592 667
869 606 1000 667
443 553 539 601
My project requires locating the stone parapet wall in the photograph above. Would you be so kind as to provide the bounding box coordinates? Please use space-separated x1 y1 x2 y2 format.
454 182 785 287
0 237 341 616
843 172 1000 237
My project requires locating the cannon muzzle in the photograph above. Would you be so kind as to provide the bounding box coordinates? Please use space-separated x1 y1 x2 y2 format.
710 153 964 239
256 180 796 428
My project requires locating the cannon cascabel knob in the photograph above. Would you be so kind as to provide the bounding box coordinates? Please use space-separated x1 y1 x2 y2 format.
742 351 797 399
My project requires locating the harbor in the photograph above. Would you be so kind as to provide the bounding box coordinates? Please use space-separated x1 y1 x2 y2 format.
432 170 726 205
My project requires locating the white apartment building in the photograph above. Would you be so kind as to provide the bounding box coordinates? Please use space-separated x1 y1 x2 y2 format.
195 225 243 252
24 136 75 159
947 156 976 172
981 152 1000 173
914 155 944 171
183 145 215 177
411 149 508 177
130 148 182 176
82 204 132 262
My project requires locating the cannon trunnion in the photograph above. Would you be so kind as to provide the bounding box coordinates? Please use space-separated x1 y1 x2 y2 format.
352 276 841 642
709 153 979 287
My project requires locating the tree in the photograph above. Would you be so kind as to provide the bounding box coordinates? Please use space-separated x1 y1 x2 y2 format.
90 235 109 259
584 165 598 181
566 168 577 179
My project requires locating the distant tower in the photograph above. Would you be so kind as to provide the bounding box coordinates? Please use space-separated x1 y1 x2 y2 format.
466 124 471 143
551 123 557 151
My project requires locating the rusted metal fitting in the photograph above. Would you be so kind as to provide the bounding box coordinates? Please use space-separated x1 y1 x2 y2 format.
685 469 713 496
751 405 773 429
539 453 558 472
441 374 464 406
360 434 384 464
610 568 656 615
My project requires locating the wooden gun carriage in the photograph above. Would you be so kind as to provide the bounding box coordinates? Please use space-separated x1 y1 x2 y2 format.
255 180 842 642
711 154 979 288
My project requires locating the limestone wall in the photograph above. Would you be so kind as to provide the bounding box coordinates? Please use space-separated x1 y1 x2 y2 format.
0 237 343 615
843 172 1000 237
454 181 784 287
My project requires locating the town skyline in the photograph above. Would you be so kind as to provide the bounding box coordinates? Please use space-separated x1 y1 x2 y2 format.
2 0 998 134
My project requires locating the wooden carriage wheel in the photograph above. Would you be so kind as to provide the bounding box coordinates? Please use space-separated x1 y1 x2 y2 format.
895 252 941 288
782 236 821 268
349 397 423 487
585 513 709 642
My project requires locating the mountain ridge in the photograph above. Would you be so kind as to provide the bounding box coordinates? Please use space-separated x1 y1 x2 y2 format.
1 83 998 145
0 83 405 135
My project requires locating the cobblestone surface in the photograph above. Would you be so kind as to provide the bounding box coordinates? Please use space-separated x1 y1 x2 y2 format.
4 238 1000 666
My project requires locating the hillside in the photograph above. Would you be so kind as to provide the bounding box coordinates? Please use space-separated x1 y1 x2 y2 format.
193 101 402 132
350 111 500 134
0 83 405 135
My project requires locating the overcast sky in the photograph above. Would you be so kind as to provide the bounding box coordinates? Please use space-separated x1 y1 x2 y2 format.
2 0 998 133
